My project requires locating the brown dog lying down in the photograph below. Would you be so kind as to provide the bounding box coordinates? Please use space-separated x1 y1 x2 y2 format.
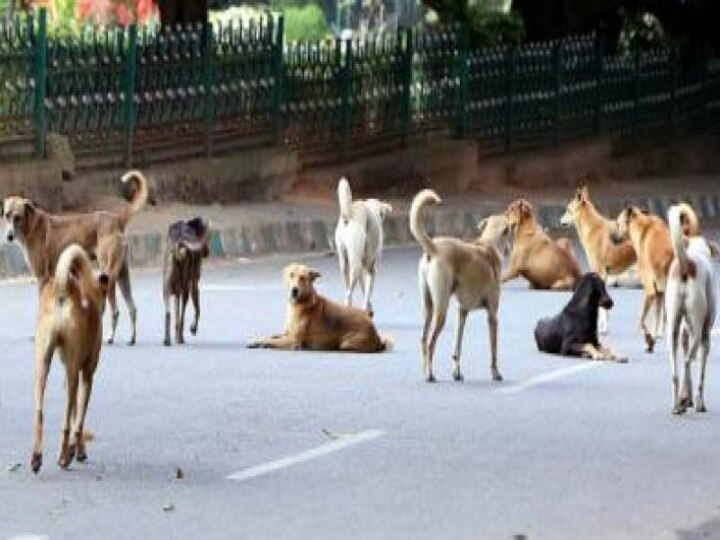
31 244 109 473
2 170 150 345
503 199 581 289
163 217 209 346
248 263 390 352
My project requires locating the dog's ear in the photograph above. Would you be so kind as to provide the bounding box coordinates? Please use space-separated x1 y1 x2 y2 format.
477 218 488 235
24 200 35 216
309 269 321 282
579 186 589 201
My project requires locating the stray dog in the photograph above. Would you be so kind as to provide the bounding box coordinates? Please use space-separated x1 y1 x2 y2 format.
2 170 150 345
612 206 673 352
477 213 513 257
247 263 390 352
560 186 637 333
665 204 716 414
31 244 109 473
534 273 626 361
163 217 209 346
503 199 581 289
334 177 392 316
411 190 502 383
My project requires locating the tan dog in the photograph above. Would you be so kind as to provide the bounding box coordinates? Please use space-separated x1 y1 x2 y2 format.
560 186 637 332
247 263 389 352
2 170 149 345
31 244 109 473
612 206 674 352
477 213 513 256
411 190 502 383
503 199 581 289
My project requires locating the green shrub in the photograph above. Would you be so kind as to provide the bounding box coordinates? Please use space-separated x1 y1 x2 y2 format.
467 7 524 47
284 4 330 42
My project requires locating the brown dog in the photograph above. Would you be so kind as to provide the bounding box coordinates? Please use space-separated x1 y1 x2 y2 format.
2 170 149 345
612 206 674 352
247 263 389 352
163 217 209 346
503 199 581 289
31 244 109 473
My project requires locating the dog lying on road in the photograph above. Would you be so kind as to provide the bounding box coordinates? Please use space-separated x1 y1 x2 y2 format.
334 177 392 316
503 199 581 290
665 203 716 414
2 170 150 345
247 263 390 352
534 273 627 362
31 244 109 473
411 190 502 383
612 206 674 353
163 217 209 346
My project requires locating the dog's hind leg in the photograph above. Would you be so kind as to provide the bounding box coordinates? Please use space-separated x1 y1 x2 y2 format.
451 308 468 382
696 332 710 413
598 307 609 335
419 278 433 382
488 308 502 381
58 359 79 469
362 268 375 317
667 308 683 414
653 292 665 339
190 279 200 336
106 280 120 345
639 294 655 352
118 260 137 346
680 331 699 409
31 339 53 474
338 248 351 305
426 271 452 383
74 366 95 463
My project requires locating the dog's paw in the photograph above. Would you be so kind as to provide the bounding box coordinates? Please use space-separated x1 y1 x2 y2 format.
106 337 114 345
128 336 136 346
644 333 655 353
58 445 75 469
247 341 264 349
76 447 88 463
425 373 436 383
492 371 503 382
190 324 198 336
163 337 171 347
30 452 43 474
672 406 687 415
614 356 629 364
696 403 707 413
452 370 464 382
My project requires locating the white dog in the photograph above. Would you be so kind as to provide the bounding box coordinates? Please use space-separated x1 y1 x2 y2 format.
666 203 716 415
334 177 392 316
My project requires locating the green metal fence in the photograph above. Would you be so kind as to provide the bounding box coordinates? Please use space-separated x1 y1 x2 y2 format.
1 8 719 168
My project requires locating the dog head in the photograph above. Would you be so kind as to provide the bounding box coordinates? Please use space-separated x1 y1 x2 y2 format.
365 199 393 222
560 186 589 227
505 199 534 228
167 217 210 261
575 272 614 310
611 205 646 244
2 196 37 243
477 213 512 256
284 263 321 304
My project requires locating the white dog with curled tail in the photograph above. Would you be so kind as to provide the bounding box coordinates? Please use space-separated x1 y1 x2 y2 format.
334 177 392 318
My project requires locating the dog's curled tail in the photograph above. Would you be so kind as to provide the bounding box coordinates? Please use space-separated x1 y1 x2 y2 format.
410 189 441 257
676 202 700 237
668 204 692 279
338 177 353 223
119 170 150 227
55 244 104 308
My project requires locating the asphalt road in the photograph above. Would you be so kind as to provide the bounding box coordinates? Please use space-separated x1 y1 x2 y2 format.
1 247 720 540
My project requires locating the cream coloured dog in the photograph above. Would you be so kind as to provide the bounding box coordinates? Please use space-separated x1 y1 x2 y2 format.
411 190 502 383
334 177 392 316
665 203 716 415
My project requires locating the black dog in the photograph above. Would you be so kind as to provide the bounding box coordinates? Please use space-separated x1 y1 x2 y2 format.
534 273 626 362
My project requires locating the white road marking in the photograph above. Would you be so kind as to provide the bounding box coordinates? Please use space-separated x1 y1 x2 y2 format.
227 430 385 482
7 535 49 540
495 363 604 395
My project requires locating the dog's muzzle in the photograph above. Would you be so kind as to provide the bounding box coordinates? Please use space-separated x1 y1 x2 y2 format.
6 231 14 242
601 297 614 310
609 231 624 245
290 287 299 299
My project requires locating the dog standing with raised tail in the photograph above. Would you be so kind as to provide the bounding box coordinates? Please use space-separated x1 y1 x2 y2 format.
334 177 392 317
665 203 716 415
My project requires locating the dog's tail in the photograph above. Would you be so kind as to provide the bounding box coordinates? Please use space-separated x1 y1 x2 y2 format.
118 170 150 228
55 244 107 308
410 189 441 257
338 177 353 223
668 204 693 279
675 201 700 237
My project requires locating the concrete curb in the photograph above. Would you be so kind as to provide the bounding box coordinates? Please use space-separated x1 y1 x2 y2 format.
1 192 719 279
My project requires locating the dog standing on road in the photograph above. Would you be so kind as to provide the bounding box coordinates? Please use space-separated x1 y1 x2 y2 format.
665 204 716 414
163 217 209 346
612 206 674 352
534 273 626 361
31 244 109 473
248 263 390 352
503 199 581 290
334 177 392 317
560 186 637 333
411 190 502 383
2 170 150 345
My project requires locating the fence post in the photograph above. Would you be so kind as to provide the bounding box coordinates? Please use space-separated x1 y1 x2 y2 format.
122 24 137 167
454 24 469 138
339 38 352 159
400 26 413 144
504 47 515 152
33 8 47 158
273 15 285 144
552 41 563 146
203 19 214 156
593 33 604 135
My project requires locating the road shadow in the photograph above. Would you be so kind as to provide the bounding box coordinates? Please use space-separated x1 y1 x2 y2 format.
677 513 720 539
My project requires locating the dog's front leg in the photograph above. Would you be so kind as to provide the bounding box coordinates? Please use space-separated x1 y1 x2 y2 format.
163 290 172 346
247 333 299 350
176 291 189 345
190 278 200 336
106 280 119 345
598 344 628 363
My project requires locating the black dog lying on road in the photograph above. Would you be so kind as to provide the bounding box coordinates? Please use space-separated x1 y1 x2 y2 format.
534 273 627 362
